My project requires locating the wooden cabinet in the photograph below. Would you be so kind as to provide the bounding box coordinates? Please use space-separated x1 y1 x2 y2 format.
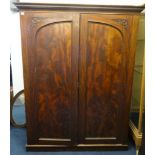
16 2 143 151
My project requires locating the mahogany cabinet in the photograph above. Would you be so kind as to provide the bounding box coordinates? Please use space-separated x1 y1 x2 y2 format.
15 2 144 151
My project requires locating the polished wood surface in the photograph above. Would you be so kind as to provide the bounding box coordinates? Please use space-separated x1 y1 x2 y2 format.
14 2 144 12
36 22 73 142
21 12 79 145
79 14 129 145
20 10 140 150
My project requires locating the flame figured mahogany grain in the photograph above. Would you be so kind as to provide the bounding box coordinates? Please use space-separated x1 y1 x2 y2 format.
20 11 139 150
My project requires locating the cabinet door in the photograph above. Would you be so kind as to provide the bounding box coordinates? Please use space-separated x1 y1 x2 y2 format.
21 12 79 146
79 14 139 146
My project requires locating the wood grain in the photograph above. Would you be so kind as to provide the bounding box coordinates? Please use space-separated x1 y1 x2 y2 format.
36 22 72 139
14 2 144 12
20 11 140 150
79 14 128 144
21 12 79 145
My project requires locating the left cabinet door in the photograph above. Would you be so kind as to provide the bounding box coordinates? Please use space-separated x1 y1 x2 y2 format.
20 12 79 147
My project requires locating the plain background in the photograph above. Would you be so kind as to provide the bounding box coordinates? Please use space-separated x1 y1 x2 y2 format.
0 0 154 155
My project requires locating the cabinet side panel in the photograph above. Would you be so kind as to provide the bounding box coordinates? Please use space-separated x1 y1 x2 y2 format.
121 15 140 144
20 12 35 144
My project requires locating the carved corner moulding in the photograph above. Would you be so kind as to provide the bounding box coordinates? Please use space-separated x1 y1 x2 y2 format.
31 17 47 27
28 17 49 31
32 17 42 24
114 19 128 29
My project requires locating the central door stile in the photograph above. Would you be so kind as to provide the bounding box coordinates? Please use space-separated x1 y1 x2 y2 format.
71 13 80 145
78 14 88 143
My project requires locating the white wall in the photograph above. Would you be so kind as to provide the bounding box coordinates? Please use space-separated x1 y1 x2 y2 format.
10 11 24 94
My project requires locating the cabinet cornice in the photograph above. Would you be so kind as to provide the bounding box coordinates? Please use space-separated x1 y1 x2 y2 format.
14 2 144 12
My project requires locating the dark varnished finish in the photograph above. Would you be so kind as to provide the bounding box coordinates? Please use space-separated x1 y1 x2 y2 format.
36 22 73 142
21 12 79 146
26 144 128 151
14 2 144 12
19 8 140 150
79 14 126 145
79 14 139 146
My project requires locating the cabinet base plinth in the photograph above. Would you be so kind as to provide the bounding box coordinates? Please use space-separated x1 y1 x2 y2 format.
26 144 128 151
